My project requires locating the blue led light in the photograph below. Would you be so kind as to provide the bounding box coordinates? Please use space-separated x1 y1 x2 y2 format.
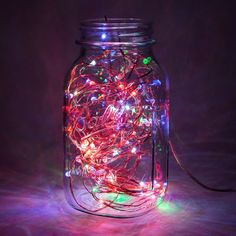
91 96 97 101
150 79 161 86
101 33 107 40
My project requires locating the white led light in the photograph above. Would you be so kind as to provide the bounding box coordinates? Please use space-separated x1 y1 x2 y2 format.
131 147 137 153
139 181 145 187
81 140 89 149
125 104 130 110
90 60 96 66
101 33 107 39
91 96 97 101
113 149 119 156
107 173 116 183
65 170 71 177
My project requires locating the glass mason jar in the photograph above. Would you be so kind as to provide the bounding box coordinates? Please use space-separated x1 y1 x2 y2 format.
64 18 169 218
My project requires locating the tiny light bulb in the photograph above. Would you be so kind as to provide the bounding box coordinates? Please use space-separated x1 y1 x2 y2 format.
151 79 161 86
84 164 89 171
81 140 89 149
91 96 97 101
101 33 107 39
113 149 119 156
92 186 99 193
118 84 124 90
89 81 96 86
90 60 96 66
107 173 115 183
131 147 137 153
125 104 130 110
139 181 145 187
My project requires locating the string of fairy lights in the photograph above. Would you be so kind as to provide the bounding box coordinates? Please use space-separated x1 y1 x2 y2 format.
64 48 167 213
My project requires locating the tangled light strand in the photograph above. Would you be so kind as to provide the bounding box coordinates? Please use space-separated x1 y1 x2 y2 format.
64 49 167 213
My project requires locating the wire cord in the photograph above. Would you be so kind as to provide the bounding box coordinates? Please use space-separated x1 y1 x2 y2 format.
168 141 236 192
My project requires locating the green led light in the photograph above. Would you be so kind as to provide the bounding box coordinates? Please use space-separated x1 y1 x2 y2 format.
103 193 131 204
143 58 148 65
143 57 152 65
100 77 103 80
123 50 128 54
92 186 99 193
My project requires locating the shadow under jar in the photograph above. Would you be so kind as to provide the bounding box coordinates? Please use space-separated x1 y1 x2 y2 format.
64 18 169 218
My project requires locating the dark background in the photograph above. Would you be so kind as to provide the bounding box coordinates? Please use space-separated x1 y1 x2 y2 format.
0 0 236 235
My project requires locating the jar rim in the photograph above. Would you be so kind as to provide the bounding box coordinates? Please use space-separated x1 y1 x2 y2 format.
79 18 155 48
80 18 151 30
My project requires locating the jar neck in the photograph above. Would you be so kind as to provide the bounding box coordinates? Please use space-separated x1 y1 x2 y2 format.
80 46 153 58
78 18 155 49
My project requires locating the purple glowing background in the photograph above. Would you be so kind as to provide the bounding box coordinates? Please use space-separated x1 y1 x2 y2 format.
0 0 236 235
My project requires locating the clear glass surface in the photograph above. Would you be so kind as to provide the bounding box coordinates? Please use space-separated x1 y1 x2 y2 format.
64 19 169 218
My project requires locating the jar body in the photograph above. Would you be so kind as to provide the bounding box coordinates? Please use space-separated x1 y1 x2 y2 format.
64 20 169 217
